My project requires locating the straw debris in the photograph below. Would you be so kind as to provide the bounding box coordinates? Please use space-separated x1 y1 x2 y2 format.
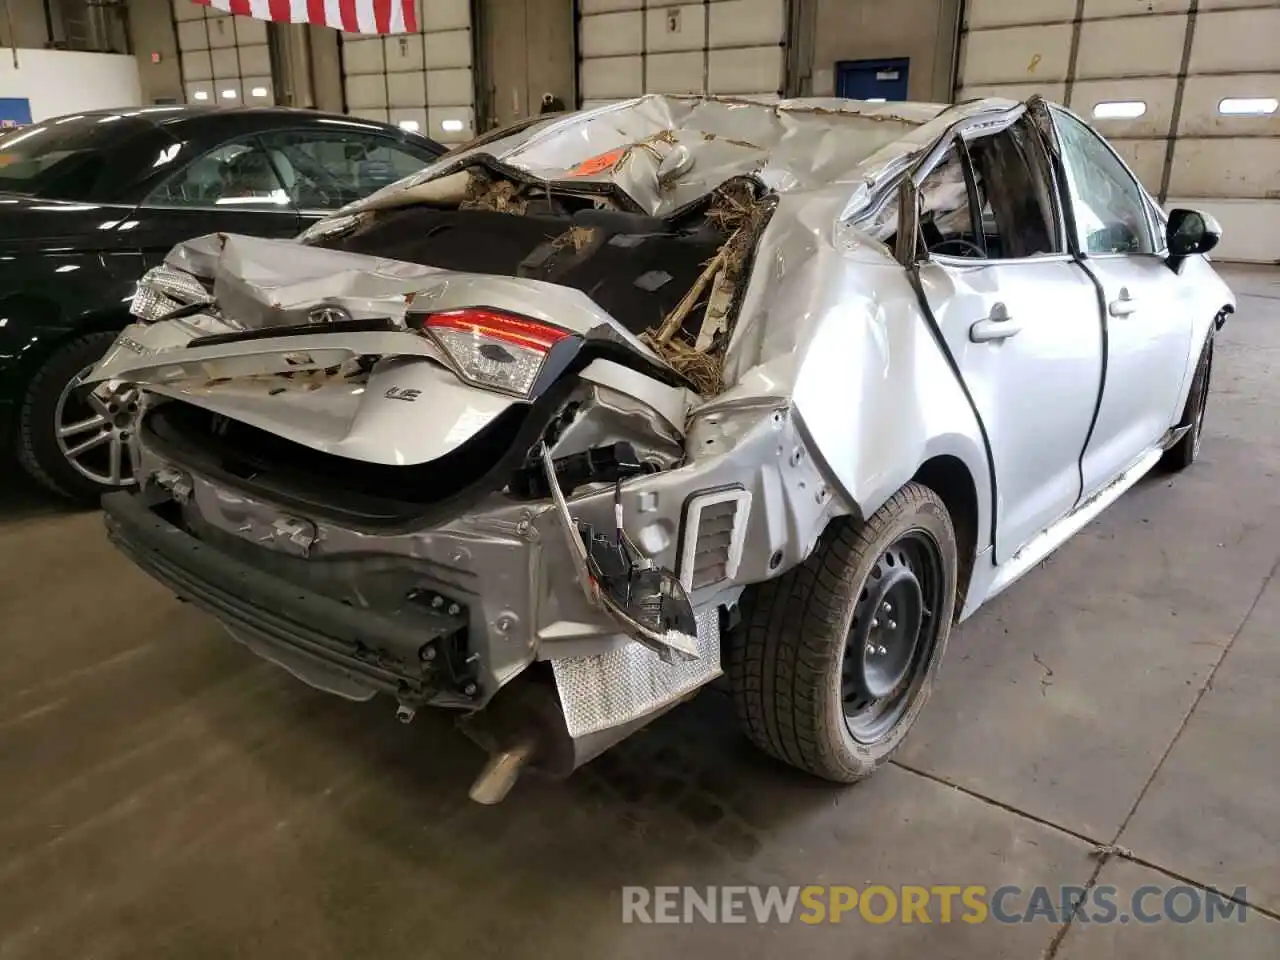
641 180 767 396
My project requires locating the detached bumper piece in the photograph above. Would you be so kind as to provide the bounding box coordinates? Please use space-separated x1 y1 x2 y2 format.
101 492 479 708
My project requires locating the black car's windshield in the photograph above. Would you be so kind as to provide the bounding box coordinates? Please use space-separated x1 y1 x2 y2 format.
0 114 151 199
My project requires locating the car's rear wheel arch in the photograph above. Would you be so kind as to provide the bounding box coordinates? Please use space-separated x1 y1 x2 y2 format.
912 455 979 620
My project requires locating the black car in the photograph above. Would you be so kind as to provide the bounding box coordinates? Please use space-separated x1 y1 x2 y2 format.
0 105 444 501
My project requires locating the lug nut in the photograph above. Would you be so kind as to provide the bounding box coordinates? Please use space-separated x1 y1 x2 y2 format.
421 645 437 661
462 682 478 697
886 619 897 631
431 595 443 608
447 603 460 616
871 618 880 630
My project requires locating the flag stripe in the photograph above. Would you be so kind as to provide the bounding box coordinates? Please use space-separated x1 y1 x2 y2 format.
180 0 414 35
338 0 358 32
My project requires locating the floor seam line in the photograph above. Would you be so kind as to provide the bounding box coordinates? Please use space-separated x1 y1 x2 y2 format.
1042 552 1280 956
1107 850 1280 923
888 760 1106 848
1108 552 1280 846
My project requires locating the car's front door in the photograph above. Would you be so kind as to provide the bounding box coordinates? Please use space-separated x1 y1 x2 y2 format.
1050 107 1195 499
131 137 301 269
914 118 1105 562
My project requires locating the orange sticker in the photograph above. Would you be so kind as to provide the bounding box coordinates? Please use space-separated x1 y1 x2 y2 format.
567 148 625 178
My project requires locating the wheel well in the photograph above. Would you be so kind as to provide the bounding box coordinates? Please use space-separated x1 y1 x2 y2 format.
913 455 979 620
3 297 130 391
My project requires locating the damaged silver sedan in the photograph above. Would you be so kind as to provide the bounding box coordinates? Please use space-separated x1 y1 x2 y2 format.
89 94 1235 803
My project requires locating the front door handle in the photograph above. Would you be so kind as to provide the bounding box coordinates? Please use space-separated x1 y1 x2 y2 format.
1109 288 1139 317
970 303 1022 343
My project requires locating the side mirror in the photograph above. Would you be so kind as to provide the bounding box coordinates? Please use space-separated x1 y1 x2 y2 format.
1167 208 1222 260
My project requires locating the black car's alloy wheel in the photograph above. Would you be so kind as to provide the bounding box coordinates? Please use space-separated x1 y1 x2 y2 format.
53 364 139 489
16 331 138 503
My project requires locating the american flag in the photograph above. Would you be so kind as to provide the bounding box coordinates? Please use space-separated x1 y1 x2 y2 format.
192 0 417 35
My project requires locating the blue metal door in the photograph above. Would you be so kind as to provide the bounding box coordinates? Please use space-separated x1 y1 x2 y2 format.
835 58 910 102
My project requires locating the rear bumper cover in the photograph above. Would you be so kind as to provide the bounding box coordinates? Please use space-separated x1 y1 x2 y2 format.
101 491 478 706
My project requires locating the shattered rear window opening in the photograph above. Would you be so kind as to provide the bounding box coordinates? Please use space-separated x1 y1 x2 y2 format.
316 169 774 396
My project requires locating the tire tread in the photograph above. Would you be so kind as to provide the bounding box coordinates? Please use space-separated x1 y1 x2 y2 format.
726 483 954 782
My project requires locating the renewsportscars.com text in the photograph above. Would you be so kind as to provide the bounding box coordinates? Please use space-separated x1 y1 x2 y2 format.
621 884 1249 926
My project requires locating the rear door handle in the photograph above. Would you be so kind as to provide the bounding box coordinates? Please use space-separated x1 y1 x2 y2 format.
970 303 1022 343
1109 289 1138 317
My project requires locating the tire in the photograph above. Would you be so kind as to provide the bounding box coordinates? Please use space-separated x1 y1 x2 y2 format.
1161 330 1214 472
726 482 958 782
15 331 134 504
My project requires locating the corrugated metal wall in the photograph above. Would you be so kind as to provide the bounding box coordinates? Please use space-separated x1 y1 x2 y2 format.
340 0 476 144
577 0 789 109
957 0 1280 263
173 0 275 106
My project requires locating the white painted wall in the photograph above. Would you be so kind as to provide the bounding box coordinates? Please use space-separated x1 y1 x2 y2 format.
0 49 143 121
578 0 788 110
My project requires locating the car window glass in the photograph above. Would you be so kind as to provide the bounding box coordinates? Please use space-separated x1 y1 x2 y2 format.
1052 109 1155 256
146 140 289 209
257 131 432 210
965 121 1060 259
0 116 153 199
917 148 983 259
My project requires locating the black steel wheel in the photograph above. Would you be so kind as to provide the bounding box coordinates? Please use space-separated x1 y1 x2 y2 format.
841 531 946 744
727 482 959 783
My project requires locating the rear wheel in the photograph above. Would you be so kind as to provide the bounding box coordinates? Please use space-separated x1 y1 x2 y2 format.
1161 331 1214 472
15 332 138 503
726 483 958 782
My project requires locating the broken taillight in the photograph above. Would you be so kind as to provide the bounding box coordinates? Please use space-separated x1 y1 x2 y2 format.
417 307 573 397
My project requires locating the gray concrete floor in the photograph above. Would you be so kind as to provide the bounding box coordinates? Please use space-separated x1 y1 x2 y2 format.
1 265 1277 959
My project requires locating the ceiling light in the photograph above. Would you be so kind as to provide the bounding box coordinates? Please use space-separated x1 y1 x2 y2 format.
1093 101 1146 120
1218 97 1278 116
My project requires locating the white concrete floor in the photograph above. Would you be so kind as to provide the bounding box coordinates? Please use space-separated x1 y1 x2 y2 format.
0 265 1276 958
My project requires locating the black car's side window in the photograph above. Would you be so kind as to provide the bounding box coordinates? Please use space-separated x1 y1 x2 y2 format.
257 131 433 211
146 141 290 209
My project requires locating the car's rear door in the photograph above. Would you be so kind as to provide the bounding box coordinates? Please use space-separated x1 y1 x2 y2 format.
1049 106 1195 499
914 117 1105 562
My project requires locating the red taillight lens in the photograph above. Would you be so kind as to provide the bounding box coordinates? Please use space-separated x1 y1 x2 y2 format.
420 308 572 397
